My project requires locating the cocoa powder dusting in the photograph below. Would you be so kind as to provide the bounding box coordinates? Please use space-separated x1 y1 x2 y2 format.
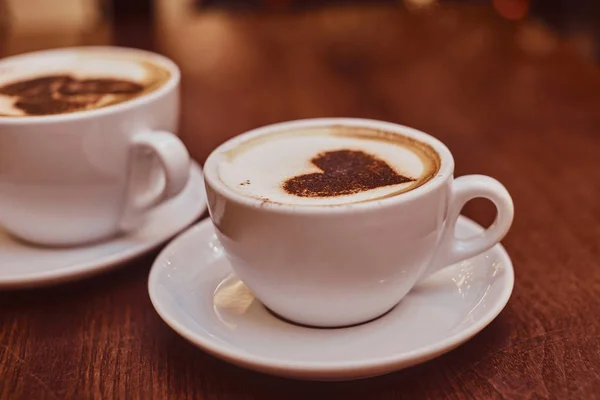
283 149 414 197
0 75 144 116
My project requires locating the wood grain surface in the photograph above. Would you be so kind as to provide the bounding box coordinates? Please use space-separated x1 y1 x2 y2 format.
1 3 600 399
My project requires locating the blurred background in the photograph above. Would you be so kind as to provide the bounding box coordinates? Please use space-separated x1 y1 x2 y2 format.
0 0 599 61
2 0 598 167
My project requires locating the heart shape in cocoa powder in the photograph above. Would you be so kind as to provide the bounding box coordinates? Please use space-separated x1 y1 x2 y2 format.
0 75 143 116
283 149 415 198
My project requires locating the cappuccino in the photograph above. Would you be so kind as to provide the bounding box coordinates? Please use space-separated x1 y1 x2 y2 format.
0 49 171 117
218 126 441 206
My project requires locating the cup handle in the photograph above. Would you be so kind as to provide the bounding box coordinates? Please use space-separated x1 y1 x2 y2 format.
419 175 514 280
125 130 190 217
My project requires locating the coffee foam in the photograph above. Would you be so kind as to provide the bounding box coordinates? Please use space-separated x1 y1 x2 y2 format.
0 50 171 117
218 126 440 206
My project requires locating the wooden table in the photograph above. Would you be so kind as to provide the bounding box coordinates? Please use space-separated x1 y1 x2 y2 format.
2 3 600 399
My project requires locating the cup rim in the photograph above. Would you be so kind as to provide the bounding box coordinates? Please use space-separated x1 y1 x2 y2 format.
0 46 180 125
203 118 455 215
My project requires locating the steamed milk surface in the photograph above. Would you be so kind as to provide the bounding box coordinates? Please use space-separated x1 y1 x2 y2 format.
0 51 169 117
218 127 439 206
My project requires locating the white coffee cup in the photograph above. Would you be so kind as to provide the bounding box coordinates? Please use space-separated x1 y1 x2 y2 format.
203 118 514 328
0 47 190 246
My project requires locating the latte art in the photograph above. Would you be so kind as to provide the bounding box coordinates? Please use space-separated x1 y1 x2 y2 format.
0 51 171 117
283 149 415 197
218 126 441 206
0 75 144 116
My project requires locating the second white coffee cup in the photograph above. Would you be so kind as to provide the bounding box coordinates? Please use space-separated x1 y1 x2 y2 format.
0 47 190 246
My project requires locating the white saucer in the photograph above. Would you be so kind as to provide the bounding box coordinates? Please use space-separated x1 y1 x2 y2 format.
148 216 514 381
0 162 207 289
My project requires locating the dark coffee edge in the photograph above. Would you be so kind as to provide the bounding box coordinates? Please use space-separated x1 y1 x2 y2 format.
0 60 171 117
224 125 440 168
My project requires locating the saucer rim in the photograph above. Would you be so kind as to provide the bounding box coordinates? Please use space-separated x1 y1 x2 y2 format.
148 216 514 377
0 162 206 289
